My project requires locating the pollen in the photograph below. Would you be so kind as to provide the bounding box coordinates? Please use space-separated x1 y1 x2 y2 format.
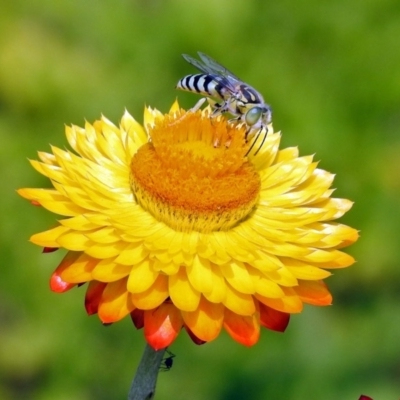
130 109 261 232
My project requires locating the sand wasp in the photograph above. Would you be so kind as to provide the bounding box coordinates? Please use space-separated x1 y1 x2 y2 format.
176 52 272 153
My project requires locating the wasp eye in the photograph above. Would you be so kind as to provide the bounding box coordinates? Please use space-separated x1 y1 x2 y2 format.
245 107 262 126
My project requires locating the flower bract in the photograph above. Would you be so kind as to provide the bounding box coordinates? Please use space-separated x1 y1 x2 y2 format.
18 101 358 349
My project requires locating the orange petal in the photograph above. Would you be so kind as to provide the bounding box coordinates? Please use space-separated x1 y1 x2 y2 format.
60 253 99 283
223 308 260 346
144 303 183 350
258 302 290 332
294 280 332 306
98 278 135 323
50 251 81 292
85 281 107 315
256 287 303 313
184 326 207 345
181 297 224 342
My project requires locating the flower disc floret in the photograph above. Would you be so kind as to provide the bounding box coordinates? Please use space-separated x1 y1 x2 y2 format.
130 110 260 232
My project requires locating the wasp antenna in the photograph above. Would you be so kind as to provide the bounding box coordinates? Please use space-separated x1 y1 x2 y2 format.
253 127 268 156
245 129 260 157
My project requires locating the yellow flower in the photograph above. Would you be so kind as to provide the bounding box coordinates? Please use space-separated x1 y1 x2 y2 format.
18 101 358 349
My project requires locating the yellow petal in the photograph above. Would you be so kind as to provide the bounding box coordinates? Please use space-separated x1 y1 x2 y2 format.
59 215 98 231
264 266 298 287
121 109 148 150
169 99 180 113
275 146 299 162
169 267 201 311
126 258 158 293
30 226 69 247
91 258 131 282
247 266 285 298
283 258 331 280
203 267 226 303
131 274 168 309
85 227 120 244
251 132 281 171
144 106 163 129
223 283 255 316
115 243 147 265
186 255 213 293
220 260 255 294
85 241 127 259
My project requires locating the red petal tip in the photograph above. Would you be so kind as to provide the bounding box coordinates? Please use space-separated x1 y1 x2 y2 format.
130 309 144 330
43 247 59 253
50 272 75 293
144 304 182 350
259 304 290 332
84 282 107 315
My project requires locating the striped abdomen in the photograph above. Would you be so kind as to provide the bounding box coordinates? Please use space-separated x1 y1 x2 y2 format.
176 74 225 99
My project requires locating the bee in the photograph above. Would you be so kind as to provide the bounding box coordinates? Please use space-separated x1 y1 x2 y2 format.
176 52 272 153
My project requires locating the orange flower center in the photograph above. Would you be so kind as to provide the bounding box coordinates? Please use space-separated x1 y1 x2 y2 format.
130 109 261 232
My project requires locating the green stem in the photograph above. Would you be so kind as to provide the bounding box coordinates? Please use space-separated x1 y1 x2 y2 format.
128 344 166 400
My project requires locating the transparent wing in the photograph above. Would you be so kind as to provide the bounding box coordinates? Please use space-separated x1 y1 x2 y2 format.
197 52 242 81
182 53 213 75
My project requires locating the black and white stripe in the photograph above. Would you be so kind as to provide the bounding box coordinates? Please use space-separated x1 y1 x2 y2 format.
176 74 224 98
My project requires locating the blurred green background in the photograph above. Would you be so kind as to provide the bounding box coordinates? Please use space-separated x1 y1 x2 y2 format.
1 0 399 399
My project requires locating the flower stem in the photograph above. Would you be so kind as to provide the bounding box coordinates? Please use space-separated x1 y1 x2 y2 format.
128 344 166 400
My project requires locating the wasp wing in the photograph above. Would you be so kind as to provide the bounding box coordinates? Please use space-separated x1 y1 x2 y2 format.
197 52 242 81
182 53 213 75
197 53 266 103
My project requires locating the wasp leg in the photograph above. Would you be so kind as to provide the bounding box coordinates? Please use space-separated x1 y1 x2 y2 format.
211 99 235 117
227 116 242 124
189 97 207 112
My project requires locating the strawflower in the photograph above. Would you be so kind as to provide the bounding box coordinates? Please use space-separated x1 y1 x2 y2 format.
18 101 358 352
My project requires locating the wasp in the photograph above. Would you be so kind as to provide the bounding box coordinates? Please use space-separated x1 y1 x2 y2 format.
176 52 272 154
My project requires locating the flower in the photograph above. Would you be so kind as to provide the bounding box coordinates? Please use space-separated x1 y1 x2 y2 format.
18 101 358 350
